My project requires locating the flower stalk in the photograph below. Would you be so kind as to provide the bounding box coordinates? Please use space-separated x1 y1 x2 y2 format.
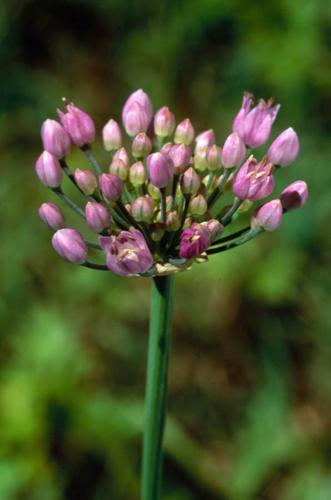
142 274 175 500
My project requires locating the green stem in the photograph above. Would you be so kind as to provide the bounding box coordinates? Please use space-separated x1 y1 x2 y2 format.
207 227 263 255
82 146 102 175
207 169 231 208
220 197 242 226
142 275 175 500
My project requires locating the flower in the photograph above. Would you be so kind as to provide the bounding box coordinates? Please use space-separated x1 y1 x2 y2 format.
52 228 88 264
232 157 275 201
280 180 308 210
147 152 174 188
74 168 97 195
174 119 195 145
102 119 122 151
251 199 283 231
41 119 71 158
58 103 95 147
35 151 62 187
100 229 153 275
268 127 300 166
85 202 110 233
122 89 153 137
221 132 246 168
154 106 175 137
179 224 211 258
99 173 123 202
38 202 65 230
233 93 280 148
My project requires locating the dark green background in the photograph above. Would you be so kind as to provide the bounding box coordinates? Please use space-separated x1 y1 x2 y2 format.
1 1 331 499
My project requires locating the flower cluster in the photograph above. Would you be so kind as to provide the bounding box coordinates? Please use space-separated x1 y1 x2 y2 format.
36 89 308 276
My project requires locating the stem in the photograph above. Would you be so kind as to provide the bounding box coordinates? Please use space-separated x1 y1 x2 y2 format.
142 275 175 500
52 188 85 218
82 146 102 175
207 227 263 255
207 169 231 208
160 188 167 224
81 261 108 270
210 225 250 246
220 197 242 226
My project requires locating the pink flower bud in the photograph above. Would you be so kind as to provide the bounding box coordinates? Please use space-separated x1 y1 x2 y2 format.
221 132 246 168
52 228 88 264
85 202 110 233
131 196 154 222
109 159 129 181
161 142 173 155
232 157 275 201
280 180 308 211
58 103 95 147
174 119 195 145
74 168 97 195
38 202 65 230
99 173 123 202
166 211 180 231
154 106 175 137
41 119 71 159
35 151 63 188
233 93 280 148
102 119 122 151
147 152 174 188
132 133 152 159
113 147 129 167
181 167 201 194
189 194 207 216
195 129 215 150
207 145 222 171
129 161 146 186
252 199 283 231
202 219 224 241
168 144 192 174
179 223 211 258
268 127 300 166
100 228 153 275
122 89 153 137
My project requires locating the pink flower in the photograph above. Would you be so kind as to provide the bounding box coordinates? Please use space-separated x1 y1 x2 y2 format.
251 199 283 231
179 224 211 259
232 157 275 201
122 89 153 137
58 103 95 147
35 151 63 188
38 202 65 230
268 127 300 166
280 180 308 211
221 132 246 168
102 119 122 151
52 228 88 264
100 229 153 276
154 106 175 137
41 119 71 158
233 93 280 148
147 152 174 188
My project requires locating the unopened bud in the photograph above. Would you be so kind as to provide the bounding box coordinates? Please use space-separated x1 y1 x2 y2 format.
74 168 97 195
85 202 110 233
147 152 174 188
102 119 122 151
131 196 154 222
194 146 208 172
174 119 195 145
207 145 222 171
129 161 146 187
41 119 71 159
38 202 65 230
195 129 215 150
189 194 207 216
113 147 129 167
154 106 176 137
166 211 180 231
52 228 87 264
132 133 152 159
181 167 201 194
168 144 192 174
99 173 123 202
109 159 129 181
122 89 153 137
35 151 62 188
221 132 246 168
251 199 283 231
280 180 308 211
58 103 95 147
268 127 300 167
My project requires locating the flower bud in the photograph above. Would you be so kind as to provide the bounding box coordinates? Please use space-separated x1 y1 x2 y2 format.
147 152 174 188
58 103 95 147
99 173 123 202
195 129 215 150
85 202 110 233
168 144 192 174
74 168 97 195
109 159 129 181
181 167 201 194
179 223 211 258
132 133 152 159
166 211 180 231
154 106 175 137
113 147 129 167
129 161 146 187
189 194 207 216
52 228 88 264
233 157 274 201
102 119 122 151
207 145 222 171
41 119 71 159
35 151 63 188
161 142 173 155
131 196 154 222
122 89 153 137
251 199 283 231
174 119 195 145
147 183 161 200
221 132 246 168
280 180 308 211
268 127 300 167
38 202 65 230
204 219 224 241
194 146 208 172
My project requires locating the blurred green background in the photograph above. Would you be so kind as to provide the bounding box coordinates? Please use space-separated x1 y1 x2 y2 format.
1 0 331 498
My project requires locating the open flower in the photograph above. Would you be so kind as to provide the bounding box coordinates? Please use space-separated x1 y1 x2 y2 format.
232 157 275 201
100 229 153 276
